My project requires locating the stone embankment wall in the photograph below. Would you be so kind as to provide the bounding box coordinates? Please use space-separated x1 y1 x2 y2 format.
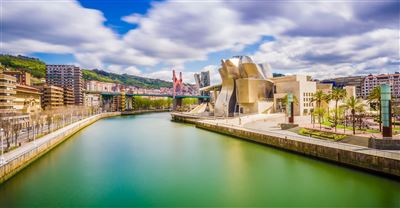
170 113 205 124
195 121 400 178
122 109 170 115
369 138 400 150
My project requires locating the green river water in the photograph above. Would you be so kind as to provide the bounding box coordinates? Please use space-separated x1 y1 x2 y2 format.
0 112 399 207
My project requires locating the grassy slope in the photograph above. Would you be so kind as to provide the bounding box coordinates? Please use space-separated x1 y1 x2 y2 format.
82 69 172 89
0 55 46 78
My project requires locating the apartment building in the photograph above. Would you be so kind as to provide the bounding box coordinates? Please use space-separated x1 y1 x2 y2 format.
14 84 42 114
85 80 115 92
361 73 400 98
321 76 364 98
46 65 83 105
63 87 75 106
36 85 64 110
0 69 17 114
3 71 31 86
83 93 101 108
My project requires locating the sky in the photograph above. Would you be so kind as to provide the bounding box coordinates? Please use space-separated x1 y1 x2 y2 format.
2 0 400 84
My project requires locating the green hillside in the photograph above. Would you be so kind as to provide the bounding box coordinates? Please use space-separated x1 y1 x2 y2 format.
0 54 172 89
83 69 172 89
0 55 46 78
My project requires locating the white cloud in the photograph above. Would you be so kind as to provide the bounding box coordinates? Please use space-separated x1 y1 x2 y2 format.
121 0 293 66
2 0 399 81
3 0 118 52
252 29 400 79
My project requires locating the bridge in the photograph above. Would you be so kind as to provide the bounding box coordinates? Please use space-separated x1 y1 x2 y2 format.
89 70 210 111
99 92 210 111
100 92 210 99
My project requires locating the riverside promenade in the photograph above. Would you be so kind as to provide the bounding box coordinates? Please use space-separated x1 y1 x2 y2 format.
0 109 168 184
171 113 400 177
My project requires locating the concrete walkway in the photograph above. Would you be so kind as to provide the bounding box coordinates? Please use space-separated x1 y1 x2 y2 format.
201 118 400 161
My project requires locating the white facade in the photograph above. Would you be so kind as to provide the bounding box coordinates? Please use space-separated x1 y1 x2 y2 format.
273 75 317 116
361 73 400 98
84 93 101 107
85 80 115 92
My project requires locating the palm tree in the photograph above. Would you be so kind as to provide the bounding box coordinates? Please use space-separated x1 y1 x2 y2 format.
356 104 366 129
367 86 381 131
344 96 365 134
314 107 326 130
331 88 347 132
323 93 332 117
311 90 325 125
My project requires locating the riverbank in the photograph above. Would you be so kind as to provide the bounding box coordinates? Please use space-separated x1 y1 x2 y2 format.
0 109 168 184
171 113 400 178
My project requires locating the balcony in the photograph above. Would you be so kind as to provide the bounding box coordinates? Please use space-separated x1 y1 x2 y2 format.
0 82 16 88
0 95 15 100
0 89 16 94
0 102 15 107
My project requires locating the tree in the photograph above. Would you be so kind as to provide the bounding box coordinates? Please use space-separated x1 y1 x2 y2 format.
344 96 365 134
12 119 22 147
323 93 332 118
367 86 381 131
356 104 366 129
0 117 12 150
314 107 326 130
46 113 53 133
331 88 347 132
311 90 325 125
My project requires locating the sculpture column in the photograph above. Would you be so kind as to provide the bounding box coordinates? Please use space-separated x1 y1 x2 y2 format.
287 93 294 123
381 84 392 138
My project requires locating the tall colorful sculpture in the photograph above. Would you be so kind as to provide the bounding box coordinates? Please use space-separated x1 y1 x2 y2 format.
381 84 392 138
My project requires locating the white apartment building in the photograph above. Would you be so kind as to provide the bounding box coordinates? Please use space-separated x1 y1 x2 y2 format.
84 93 101 108
85 80 115 92
361 73 400 98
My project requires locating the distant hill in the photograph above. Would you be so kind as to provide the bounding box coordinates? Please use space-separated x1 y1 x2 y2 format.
0 54 172 89
83 69 172 89
273 73 285 77
0 54 46 78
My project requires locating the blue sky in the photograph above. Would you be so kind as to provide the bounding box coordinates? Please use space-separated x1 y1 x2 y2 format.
2 0 399 83
79 0 156 34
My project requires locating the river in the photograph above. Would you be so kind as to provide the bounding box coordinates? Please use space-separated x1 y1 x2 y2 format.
0 112 399 207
